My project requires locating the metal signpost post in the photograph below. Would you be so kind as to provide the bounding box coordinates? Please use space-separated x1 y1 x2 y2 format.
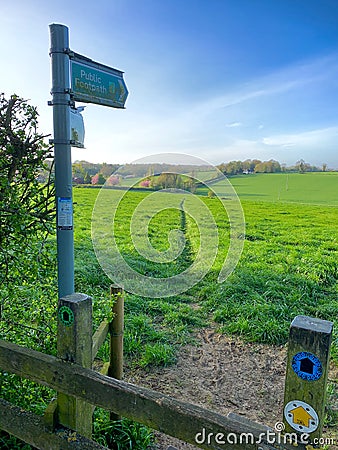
49 24 74 298
49 23 128 299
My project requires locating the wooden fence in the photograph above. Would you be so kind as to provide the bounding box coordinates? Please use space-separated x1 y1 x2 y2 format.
0 290 333 450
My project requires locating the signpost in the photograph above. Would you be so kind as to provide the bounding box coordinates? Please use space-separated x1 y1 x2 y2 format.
49 23 128 437
49 23 128 299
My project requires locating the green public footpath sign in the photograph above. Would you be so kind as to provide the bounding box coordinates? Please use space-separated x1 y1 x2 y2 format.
71 57 128 108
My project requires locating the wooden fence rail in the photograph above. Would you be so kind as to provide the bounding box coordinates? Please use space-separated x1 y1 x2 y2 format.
0 290 332 450
0 398 106 450
0 338 304 450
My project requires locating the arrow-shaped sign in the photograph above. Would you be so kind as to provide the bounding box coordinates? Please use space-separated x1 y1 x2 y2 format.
70 54 128 109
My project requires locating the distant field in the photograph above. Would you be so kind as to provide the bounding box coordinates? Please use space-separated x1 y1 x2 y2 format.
190 170 218 181
203 172 338 205
119 176 142 187
119 170 218 187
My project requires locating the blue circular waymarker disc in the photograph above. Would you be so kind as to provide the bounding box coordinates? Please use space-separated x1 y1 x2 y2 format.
292 351 322 381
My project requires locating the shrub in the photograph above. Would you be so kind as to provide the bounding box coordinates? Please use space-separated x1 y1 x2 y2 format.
0 94 54 293
139 179 151 187
91 173 106 185
106 175 120 186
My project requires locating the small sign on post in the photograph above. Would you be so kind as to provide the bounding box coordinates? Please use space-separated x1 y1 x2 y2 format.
283 315 333 443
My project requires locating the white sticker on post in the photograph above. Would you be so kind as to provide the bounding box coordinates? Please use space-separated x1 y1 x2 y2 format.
57 197 73 230
284 400 319 433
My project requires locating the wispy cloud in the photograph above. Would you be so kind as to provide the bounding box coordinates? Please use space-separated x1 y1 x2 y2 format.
262 126 338 148
183 52 338 120
225 121 242 128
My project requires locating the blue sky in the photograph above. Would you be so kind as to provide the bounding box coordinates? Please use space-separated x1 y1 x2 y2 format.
1 0 338 167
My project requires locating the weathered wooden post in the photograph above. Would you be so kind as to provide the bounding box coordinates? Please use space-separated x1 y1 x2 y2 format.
283 315 333 444
57 293 93 438
108 285 124 421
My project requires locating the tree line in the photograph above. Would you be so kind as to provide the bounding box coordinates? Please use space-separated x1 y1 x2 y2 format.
69 161 215 185
216 159 327 175
38 158 332 186
68 158 330 185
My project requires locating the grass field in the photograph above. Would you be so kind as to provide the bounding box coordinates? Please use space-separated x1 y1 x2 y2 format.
203 172 338 205
72 172 338 362
119 176 142 187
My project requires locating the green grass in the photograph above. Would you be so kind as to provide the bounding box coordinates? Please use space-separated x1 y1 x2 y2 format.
74 188 204 367
93 412 155 449
197 200 338 354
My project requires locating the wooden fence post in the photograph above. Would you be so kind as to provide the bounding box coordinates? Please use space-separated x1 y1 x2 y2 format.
108 285 124 421
56 293 93 438
283 315 333 443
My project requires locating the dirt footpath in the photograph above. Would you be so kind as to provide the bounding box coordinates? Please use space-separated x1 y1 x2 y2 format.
125 328 338 450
